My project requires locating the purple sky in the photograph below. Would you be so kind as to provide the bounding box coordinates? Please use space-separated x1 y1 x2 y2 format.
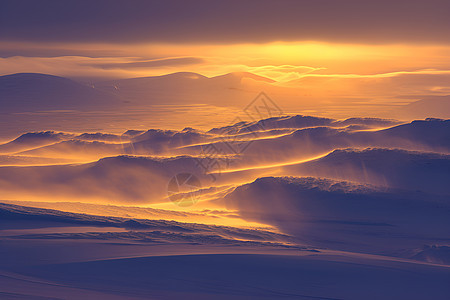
1 0 450 45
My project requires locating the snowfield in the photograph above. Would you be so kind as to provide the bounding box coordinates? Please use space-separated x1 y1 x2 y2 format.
1 114 449 299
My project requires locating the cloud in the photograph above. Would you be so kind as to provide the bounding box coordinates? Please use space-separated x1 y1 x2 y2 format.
278 68 450 101
246 65 326 81
0 56 134 79
0 56 205 79
295 69 450 79
90 57 204 70
1 0 450 44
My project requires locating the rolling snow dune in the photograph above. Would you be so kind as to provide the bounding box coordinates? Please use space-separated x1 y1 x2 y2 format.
0 155 219 204
0 131 73 154
282 148 450 195
0 203 290 246
2 116 441 165
224 177 450 255
18 139 124 159
0 112 449 299
75 132 122 142
125 127 211 155
0 117 448 206
0 199 257 228
208 115 400 135
1 203 449 299
0 154 74 166
368 118 450 151
183 118 450 169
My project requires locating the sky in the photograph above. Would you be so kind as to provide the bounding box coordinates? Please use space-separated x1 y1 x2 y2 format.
1 0 450 95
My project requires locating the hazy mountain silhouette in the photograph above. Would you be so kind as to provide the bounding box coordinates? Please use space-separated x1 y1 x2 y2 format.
395 95 450 119
94 72 276 105
0 73 123 113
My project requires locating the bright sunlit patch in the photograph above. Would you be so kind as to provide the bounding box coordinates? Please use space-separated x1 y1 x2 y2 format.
212 151 335 174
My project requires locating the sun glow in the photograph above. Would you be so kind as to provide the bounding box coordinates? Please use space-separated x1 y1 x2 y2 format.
2 41 450 83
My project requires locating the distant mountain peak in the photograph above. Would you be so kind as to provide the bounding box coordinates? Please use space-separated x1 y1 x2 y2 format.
0 72 122 113
155 72 207 80
1 72 66 79
121 72 208 82
211 72 276 83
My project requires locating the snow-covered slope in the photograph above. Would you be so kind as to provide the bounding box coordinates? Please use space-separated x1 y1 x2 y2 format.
283 148 450 195
0 131 72 154
0 155 215 204
1 202 449 300
224 177 450 255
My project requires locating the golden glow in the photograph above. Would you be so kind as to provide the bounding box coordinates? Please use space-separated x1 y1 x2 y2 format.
2 41 450 113
2 41 450 81
211 151 334 174
0 199 273 229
